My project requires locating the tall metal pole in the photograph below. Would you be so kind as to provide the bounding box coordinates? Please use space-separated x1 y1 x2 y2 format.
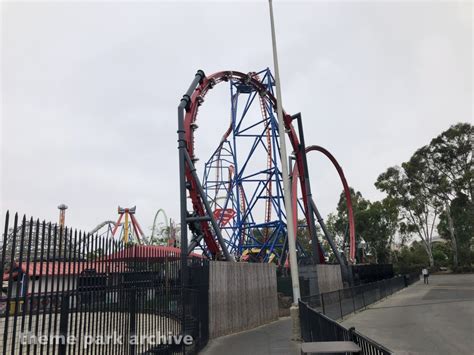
268 0 301 305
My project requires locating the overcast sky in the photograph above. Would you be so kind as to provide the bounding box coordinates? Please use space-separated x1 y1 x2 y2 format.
1 1 472 234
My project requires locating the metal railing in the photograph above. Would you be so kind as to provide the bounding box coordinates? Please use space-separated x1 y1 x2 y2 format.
1 211 209 355
350 264 394 285
299 299 391 355
302 273 420 320
405 271 421 286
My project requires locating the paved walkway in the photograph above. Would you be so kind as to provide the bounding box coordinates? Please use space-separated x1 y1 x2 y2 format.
341 274 474 354
200 317 300 355
201 274 474 355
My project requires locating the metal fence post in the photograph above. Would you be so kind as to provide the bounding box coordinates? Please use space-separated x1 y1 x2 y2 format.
299 301 307 341
320 293 325 315
362 289 366 310
348 326 356 342
129 289 137 355
338 290 343 319
350 285 356 313
58 294 69 355
182 286 187 355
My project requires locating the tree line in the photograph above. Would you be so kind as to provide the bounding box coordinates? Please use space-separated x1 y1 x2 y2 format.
325 122 473 272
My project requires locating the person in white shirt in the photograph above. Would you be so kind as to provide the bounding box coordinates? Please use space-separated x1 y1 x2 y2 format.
422 267 429 284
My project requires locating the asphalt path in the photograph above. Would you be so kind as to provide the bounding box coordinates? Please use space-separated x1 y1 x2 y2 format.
201 274 474 355
200 317 299 355
341 274 474 354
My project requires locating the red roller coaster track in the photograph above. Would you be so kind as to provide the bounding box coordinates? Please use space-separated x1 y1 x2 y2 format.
183 70 355 263
291 145 356 263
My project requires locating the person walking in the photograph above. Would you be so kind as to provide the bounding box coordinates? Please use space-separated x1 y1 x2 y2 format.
422 267 429 284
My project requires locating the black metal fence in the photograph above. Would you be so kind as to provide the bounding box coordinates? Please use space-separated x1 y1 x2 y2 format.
279 264 398 299
404 271 422 286
1 212 209 355
302 273 420 320
350 264 394 285
299 299 391 355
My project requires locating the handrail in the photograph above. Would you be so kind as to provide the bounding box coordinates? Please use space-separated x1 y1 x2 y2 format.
299 299 392 355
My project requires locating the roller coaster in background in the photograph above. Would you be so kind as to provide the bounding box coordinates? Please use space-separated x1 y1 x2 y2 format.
178 68 356 270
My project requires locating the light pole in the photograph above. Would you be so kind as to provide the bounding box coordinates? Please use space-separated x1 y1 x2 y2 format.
268 0 301 339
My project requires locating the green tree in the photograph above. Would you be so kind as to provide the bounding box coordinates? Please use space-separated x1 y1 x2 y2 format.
394 241 430 274
326 188 398 264
326 213 343 249
326 188 369 258
438 193 474 267
432 242 451 268
376 164 442 267
408 123 473 267
357 198 399 264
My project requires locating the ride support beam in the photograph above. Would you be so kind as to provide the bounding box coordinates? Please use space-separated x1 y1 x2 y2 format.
123 212 129 244
293 113 321 264
110 213 124 238
178 70 206 287
310 198 352 284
